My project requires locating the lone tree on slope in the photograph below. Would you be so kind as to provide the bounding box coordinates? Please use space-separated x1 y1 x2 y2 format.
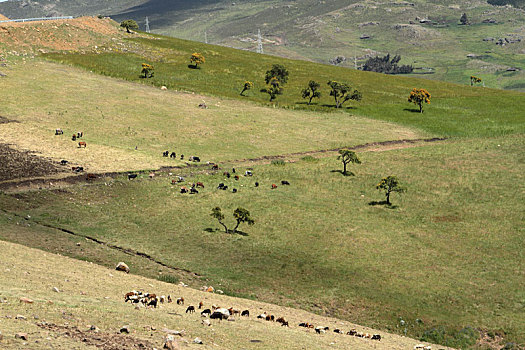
337 149 361 176
240 81 253 96
460 13 470 25
210 207 255 233
407 88 431 113
470 75 482 86
376 175 406 205
120 19 138 33
265 64 289 85
190 53 205 68
301 80 321 105
141 63 154 78
328 80 362 108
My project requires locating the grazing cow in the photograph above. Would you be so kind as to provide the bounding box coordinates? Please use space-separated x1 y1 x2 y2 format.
198 301 204 309
276 317 286 324
355 332 364 338
55 128 63 135
217 183 225 189
271 184 277 189
281 321 289 327
347 329 357 336
86 173 96 180
147 298 158 308
257 313 267 319
232 188 237 193
372 334 381 341
234 175 239 181
315 326 329 334
60 160 68 165
281 180 290 185
177 176 185 182
196 182 204 188
176 297 184 305
167 295 172 303
201 309 211 317
163 151 169 157
255 182 259 187
180 187 188 194
77 132 83 138
128 174 137 180
78 141 87 148
265 315 275 321
241 310 249 317
170 152 176 158
244 171 253 176
212 164 219 170
299 323 308 328
190 187 199 194
72 166 84 173
228 308 240 316
180 154 184 160
210 311 227 320
222 185 228 191
232 168 236 173
334 329 343 334
186 306 195 313
72 134 77 141
189 156 201 162
224 172 231 178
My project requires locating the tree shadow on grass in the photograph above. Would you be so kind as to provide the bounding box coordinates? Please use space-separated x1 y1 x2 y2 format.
187 64 199 69
330 170 355 176
203 227 248 236
368 201 399 209
403 108 422 113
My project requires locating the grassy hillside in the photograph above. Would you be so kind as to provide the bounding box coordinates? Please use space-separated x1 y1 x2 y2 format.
1 135 523 347
2 0 524 91
44 33 525 138
0 240 441 349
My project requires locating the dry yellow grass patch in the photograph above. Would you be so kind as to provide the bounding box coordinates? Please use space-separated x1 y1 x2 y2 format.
0 240 446 349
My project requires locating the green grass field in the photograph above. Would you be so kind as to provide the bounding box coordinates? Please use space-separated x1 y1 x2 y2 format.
1 134 523 347
44 34 525 139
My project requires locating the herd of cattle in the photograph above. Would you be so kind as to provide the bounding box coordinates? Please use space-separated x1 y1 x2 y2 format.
123 290 383 342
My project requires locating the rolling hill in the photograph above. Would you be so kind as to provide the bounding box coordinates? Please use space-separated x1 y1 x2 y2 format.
0 0 524 91
0 15 524 350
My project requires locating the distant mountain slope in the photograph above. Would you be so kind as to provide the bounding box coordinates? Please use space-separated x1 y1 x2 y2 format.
1 0 524 91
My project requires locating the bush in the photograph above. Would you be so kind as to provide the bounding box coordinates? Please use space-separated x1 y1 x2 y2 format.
301 155 318 162
362 54 413 74
157 274 179 284
420 326 479 348
271 159 286 166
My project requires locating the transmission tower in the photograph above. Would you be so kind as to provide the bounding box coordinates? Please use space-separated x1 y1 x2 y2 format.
145 16 150 33
256 29 263 54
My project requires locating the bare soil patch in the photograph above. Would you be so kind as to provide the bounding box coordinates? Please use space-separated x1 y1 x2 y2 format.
0 143 65 182
37 322 155 350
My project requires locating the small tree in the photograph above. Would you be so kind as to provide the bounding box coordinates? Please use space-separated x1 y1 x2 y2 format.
408 88 431 113
327 80 362 108
141 63 154 78
190 53 205 68
210 207 228 232
470 75 482 86
233 207 255 232
337 149 361 175
301 80 321 105
240 81 253 96
376 175 406 205
460 13 469 25
210 207 255 233
120 19 138 33
265 64 289 85
266 77 282 101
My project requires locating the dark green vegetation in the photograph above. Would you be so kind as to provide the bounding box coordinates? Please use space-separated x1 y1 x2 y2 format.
2 1 524 91
1 136 524 346
363 54 413 74
44 34 525 138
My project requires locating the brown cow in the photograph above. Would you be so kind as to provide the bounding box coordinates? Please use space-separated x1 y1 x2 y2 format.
271 184 277 189
78 141 87 148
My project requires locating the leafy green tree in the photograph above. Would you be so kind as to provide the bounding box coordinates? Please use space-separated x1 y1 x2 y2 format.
233 207 255 232
120 19 138 33
301 80 321 105
408 88 431 113
265 64 289 85
190 53 205 68
327 81 362 108
470 75 482 86
376 176 406 205
337 149 361 175
210 207 228 232
141 63 154 78
240 81 253 96
266 77 282 101
460 13 469 25
210 207 255 233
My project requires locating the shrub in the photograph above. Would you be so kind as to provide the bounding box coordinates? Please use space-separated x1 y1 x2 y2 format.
301 155 318 162
157 274 179 284
271 159 286 166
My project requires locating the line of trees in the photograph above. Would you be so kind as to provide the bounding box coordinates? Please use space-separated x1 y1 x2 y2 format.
362 54 413 74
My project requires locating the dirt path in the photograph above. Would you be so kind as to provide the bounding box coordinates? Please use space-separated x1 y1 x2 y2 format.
0 137 446 193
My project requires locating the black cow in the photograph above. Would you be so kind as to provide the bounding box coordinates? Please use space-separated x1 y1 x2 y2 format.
128 174 138 180
190 187 199 194
241 310 249 317
60 160 68 165
170 152 176 158
281 180 290 185
201 309 211 316
147 298 158 308
222 185 228 191
217 183 225 189
255 182 259 187
186 306 195 313
232 188 237 193
372 334 381 341
163 151 169 157
191 156 201 162
210 311 228 320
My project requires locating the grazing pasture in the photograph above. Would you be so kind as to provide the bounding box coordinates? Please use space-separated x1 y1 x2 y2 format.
1 135 523 346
